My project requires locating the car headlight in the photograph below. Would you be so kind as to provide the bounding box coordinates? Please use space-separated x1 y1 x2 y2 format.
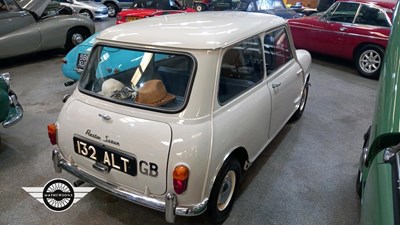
0 72 11 92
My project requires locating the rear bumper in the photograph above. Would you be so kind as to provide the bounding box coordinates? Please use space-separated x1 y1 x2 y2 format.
2 89 23 128
52 148 208 223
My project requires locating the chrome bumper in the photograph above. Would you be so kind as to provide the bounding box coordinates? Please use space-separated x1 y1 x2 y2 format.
2 89 23 128
52 148 208 223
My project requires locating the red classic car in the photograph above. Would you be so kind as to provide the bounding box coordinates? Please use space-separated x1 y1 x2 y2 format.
288 0 395 79
116 0 196 24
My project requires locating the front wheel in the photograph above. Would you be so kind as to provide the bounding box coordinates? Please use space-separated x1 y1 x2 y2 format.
355 44 384 79
208 158 241 224
65 28 89 51
106 3 119 17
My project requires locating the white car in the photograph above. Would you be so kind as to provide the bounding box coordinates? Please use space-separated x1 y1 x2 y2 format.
49 11 311 223
59 0 108 19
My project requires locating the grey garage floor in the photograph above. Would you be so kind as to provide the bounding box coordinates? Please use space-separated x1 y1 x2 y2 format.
0 18 377 225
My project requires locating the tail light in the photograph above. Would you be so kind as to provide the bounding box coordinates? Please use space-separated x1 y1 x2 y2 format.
48 123 58 145
173 165 189 194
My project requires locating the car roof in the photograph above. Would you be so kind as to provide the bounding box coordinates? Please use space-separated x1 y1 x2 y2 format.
338 0 397 10
96 11 286 50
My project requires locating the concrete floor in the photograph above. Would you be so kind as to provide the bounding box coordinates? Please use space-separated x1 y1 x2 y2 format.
0 18 378 225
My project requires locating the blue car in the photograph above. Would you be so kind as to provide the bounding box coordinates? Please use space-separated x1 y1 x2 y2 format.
62 33 98 81
237 0 304 19
62 32 167 82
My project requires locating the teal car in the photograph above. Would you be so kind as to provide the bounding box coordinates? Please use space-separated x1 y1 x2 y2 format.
357 1 400 225
0 73 23 128
62 32 167 82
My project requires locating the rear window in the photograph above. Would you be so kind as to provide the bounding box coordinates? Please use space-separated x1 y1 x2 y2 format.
79 46 194 111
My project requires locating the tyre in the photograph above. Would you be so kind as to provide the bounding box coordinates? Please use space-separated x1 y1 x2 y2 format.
195 4 205 12
291 82 309 121
106 3 118 17
354 44 384 79
65 28 89 51
80 9 93 20
208 158 241 224
356 170 362 197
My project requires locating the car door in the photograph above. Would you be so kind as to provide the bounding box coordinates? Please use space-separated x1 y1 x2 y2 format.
307 2 360 58
213 35 271 160
0 0 35 37
265 27 303 138
0 0 41 58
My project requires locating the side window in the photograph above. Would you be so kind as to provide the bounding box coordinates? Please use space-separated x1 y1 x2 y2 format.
329 2 359 23
355 5 390 27
264 28 293 75
218 37 264 104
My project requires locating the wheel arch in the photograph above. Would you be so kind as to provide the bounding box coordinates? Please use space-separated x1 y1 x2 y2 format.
103 1 119 9
352 42 385 60
367 133 400 167
64 26 91 50
207 147 249 196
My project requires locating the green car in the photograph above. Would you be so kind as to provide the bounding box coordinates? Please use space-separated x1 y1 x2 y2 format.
0 73 23 128
357 1 400 225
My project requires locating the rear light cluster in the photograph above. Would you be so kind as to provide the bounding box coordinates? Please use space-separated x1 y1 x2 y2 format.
48 123 58 145
173 165 189 194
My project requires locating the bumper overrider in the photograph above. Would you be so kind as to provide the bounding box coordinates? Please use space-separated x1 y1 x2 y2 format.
52 148 208 223
3 89 23 128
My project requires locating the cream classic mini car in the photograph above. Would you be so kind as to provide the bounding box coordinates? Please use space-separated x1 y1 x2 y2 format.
49 11 311 223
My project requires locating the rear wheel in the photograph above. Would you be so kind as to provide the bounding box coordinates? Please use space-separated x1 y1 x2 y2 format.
65 28 89 51
106 3 118 17
208 158 241 224
195 4 205 11
291 81 309 121
355 44 384 79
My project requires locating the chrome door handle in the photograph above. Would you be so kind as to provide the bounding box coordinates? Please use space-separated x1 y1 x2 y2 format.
98 113 111 120
93 162 110 173
272 83 281 88
297 69 303 76
339 27 347 31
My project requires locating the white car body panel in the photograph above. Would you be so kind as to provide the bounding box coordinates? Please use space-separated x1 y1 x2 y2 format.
52 11 311 221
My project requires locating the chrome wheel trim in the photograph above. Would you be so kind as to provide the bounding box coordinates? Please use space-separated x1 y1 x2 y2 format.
359 49 381 74
196 5 203 11
217 170 236 211
107 6 116 17
71 33 84 46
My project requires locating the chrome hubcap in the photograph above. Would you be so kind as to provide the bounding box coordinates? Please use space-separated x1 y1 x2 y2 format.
71 33 84 46
108 6 116 17
217 170 236 211
359 50 381 74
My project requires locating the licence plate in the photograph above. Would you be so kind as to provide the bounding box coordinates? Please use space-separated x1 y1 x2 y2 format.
126 17 138 22
76 53 88 69
73 136 137 176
